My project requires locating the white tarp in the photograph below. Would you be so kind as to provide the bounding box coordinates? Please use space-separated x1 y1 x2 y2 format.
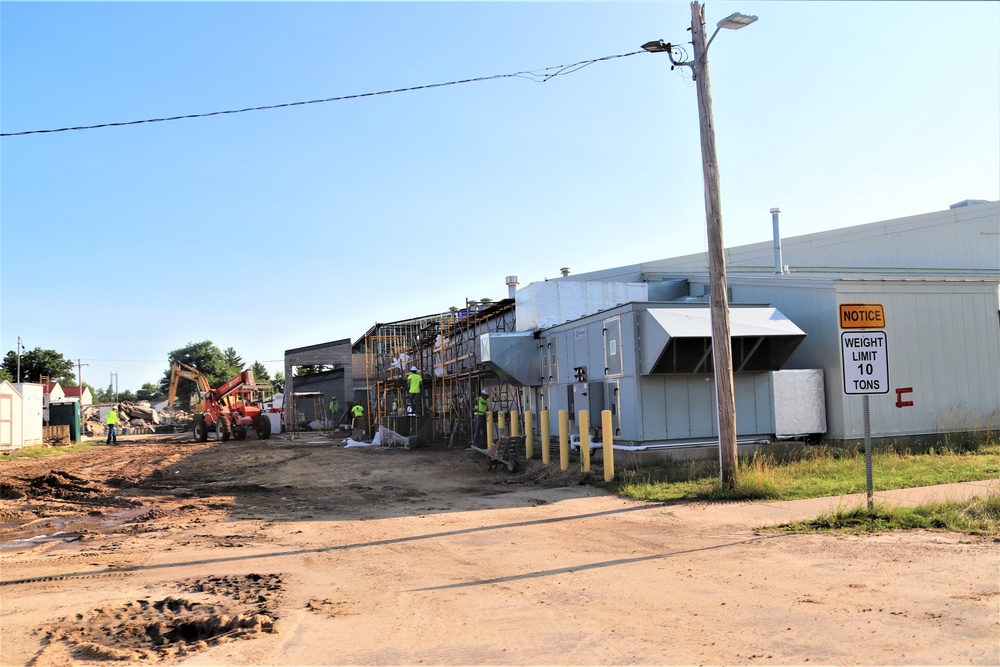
376 425 411 448
344 438 380 448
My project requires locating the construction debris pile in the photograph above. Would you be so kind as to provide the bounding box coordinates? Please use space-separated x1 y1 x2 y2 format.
81 402 193 437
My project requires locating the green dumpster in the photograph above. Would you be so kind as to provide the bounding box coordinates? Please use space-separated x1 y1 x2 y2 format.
49 402 82 442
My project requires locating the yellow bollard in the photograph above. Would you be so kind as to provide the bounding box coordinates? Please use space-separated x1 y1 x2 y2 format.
510 411 520 438
558 410 569 471
579 410 591 473
525 412 534 460
486 410 494 450
540 410 550 465
497 412 506 441
602 409 615 482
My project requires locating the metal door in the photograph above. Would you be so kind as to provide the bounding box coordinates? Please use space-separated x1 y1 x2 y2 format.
604 317 623 377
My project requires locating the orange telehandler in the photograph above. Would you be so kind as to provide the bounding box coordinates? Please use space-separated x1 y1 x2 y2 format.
167 361 273 442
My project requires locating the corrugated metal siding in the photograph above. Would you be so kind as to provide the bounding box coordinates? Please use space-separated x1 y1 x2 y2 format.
836 283 1000 439
626 201 1000 276
730 278 1000 440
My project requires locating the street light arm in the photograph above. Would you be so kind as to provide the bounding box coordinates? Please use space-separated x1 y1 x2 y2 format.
703 26 724 58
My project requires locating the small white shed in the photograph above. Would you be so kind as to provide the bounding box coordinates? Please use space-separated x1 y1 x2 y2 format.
13 383 45 446
1 380 24 450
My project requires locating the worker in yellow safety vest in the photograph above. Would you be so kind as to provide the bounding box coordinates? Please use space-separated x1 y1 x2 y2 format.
106 405 119 445
351 403 364 430
473 390 489 446
406 366 423 416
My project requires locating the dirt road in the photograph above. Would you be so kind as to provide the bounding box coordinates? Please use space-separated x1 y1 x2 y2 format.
1 434 997 666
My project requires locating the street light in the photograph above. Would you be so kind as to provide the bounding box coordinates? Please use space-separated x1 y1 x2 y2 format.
644 2 757 486
717 12 758 30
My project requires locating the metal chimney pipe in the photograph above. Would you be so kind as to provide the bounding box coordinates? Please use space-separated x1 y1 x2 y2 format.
560 267 571 277
505 275 519 298
770 208 784 274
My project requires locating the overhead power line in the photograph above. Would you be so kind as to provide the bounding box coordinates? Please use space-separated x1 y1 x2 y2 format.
1 50 643 138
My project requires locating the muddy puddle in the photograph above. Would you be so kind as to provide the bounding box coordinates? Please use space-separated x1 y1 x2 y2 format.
0 506 150 550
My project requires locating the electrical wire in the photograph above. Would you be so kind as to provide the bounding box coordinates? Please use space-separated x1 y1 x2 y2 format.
1 50 644 138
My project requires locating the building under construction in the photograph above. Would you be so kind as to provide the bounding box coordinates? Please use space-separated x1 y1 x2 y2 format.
352 296 520 445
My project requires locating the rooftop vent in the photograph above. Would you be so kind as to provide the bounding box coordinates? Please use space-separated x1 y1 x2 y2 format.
950 199 988 209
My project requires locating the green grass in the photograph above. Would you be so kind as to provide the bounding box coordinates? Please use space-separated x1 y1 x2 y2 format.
0 442 100 460
610 440 1000 503
771 493 1000 535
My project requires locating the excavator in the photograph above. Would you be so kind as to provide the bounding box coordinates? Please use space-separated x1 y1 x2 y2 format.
167 361 273 442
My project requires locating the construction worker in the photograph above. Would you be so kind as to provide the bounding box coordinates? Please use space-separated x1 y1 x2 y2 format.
406 365 423 416
473 390 489 447
351 403 364 430
105 405 119 445
328 396 340 422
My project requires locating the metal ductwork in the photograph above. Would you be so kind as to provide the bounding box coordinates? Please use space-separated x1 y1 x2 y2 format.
479 332 540 387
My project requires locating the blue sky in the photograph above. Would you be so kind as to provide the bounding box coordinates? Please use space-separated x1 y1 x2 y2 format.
2 1 998 393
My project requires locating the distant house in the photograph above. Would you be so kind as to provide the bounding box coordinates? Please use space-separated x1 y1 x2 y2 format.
44 381 65 401
63 386 94 406
43 381 65 422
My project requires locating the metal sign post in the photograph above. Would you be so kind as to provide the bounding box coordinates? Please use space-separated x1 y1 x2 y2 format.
839 305 889 510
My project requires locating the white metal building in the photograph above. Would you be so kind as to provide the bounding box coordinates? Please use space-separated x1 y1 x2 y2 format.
554 200 999 442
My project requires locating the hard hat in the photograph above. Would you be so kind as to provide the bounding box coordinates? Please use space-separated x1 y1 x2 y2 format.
410 366 417 372
481 389 489 396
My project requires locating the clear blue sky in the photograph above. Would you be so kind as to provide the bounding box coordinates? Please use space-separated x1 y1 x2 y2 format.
2 1 998 394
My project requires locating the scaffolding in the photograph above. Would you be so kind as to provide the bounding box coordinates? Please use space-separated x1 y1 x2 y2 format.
362 316 436 433
357 298 522 445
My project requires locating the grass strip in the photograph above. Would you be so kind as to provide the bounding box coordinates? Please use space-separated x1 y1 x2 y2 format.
0 443 99 460
609 442 1000 503
768 493 1000 535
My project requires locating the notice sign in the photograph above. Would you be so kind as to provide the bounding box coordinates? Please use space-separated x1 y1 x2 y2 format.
840 303 886 329
841 331 889 394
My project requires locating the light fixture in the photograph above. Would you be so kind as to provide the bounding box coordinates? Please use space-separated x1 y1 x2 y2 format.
641 40 670 53
717 13 758 30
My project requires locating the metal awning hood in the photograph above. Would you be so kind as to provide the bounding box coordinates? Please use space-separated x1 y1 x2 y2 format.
640 307 806 375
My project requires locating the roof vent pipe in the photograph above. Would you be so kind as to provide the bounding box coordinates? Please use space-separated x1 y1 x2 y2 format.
560 267 571 277
770 208 786 275
505 275 519 298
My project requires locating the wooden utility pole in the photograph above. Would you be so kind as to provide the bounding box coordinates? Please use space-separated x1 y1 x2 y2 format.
691 1 738 485
77 359 89 393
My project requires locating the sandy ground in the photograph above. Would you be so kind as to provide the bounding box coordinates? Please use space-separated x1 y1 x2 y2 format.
1 432 997 666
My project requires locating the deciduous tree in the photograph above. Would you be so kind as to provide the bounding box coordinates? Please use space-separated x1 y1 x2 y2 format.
136 382 164 402
159 341 230 409
1 347 75 384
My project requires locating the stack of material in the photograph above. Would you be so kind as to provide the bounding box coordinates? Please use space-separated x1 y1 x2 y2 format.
81 405 106 436
43 424 71 446
119 401 160 425
158 408 192 428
